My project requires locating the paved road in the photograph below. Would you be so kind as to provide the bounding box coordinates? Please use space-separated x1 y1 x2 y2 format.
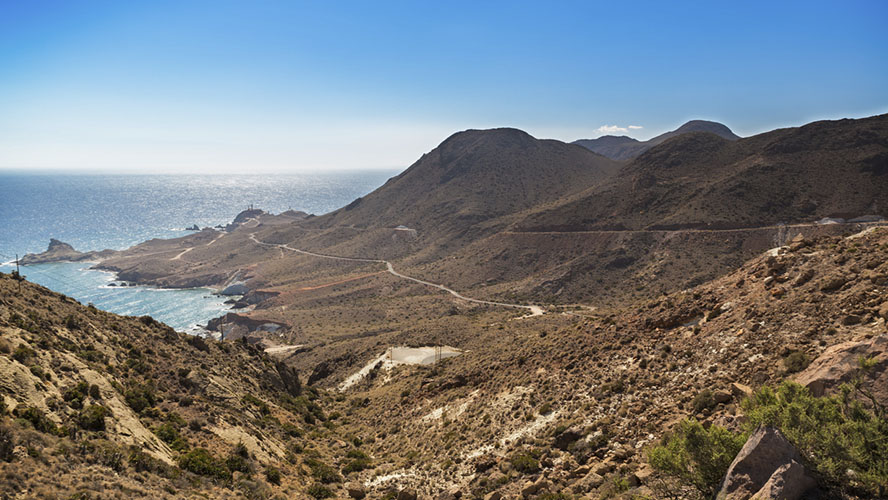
248 233 544 317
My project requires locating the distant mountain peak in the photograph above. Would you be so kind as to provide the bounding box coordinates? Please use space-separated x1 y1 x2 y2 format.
572 119 739 160
672 120 740 140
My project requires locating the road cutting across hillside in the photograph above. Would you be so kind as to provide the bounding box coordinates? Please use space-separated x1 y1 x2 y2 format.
248 233 544 317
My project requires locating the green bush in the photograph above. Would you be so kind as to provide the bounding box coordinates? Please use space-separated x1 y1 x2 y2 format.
305 458 341 483
128 446 170 475
177 448 231 480
14 406 57 434
63 381 90 409
307 484 333 499
124 384 156 414
648 419 746 498
743 381 887 496
265 466 281 485
691 389 716 413
78 405 109 431
154 422 189 452
510 449 542 474
783 352 810 373
342 449 372 474
0 425 14 462
226 442 252 474
12 345 35 364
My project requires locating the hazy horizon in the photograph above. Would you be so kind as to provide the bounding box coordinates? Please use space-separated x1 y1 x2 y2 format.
2 1 886 174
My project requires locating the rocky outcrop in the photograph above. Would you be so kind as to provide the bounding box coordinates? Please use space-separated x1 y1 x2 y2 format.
219 282 249 296
716 426 816 500
794 334 888 406
19 239 115 265
274 361 302 397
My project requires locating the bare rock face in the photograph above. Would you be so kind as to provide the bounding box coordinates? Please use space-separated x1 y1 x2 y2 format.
716 426 816 500
794 335 888 406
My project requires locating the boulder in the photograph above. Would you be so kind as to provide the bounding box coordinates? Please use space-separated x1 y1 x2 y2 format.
482 492 502 500
731 383 754 399
754 461 817 500
716 426 816 500
553 426 584 450
346 483 366 499
521 477 550 497
397 488 417 500
274 361 301 397
794 335 888 406
220 282 249 296
818 275 847 292
713 390 733 404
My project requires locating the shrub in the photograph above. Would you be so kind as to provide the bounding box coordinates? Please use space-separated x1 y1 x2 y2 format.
342 450 372 474
177 448 231 480
14 406 56 434
78 405 109 431
63 381 90 409
124 384 156 414
154 423 189 452
691 389 716 413
0 425 14 462
307 484 333 499
265 466 281 485
305 458 341 483
12 345 35 364
89 384 101 399
226 442 252 474
128 447 171 476
783 351 810 373
510 449 541 474
648 419 746 498
743 381 887 496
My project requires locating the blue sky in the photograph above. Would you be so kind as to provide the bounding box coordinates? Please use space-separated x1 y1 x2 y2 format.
1 1 886 173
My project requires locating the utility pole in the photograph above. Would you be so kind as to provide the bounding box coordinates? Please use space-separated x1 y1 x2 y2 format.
14 254 22 292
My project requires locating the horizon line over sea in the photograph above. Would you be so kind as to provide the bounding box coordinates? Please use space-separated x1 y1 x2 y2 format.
0 171 397 332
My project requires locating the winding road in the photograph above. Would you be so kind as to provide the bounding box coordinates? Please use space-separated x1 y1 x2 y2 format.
248 233 544 317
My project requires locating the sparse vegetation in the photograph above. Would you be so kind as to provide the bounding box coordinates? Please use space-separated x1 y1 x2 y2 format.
177 448 231 480
743 381 888 496
783 351 810 373
78 405 109 431
648 419 746 498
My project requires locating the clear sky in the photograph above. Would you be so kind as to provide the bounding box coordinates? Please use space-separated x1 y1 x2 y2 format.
1 0 886 173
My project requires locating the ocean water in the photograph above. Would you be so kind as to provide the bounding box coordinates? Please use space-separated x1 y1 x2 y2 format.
0 171 397 333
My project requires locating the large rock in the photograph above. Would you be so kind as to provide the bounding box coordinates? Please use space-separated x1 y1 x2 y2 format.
346 483 366 499
220 282 249 296
794 335 888 406
716 426 816 500
274 361 301 397
397 489 417 500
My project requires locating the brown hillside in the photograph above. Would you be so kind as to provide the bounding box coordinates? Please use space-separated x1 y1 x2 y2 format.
315 128 621 245
526 114 888 231
573 119 740 161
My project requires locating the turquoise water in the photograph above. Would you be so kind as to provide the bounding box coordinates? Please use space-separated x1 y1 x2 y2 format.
0 172 397 333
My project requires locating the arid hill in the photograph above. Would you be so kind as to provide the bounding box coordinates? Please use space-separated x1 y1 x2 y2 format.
314 128 621 245
572 119 740 161
524 114 888 231
0 272 344 499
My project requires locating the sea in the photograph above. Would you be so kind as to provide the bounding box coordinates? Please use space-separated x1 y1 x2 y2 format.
0 171 397 334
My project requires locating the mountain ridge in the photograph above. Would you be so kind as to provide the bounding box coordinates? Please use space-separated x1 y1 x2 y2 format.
573 119 740 160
